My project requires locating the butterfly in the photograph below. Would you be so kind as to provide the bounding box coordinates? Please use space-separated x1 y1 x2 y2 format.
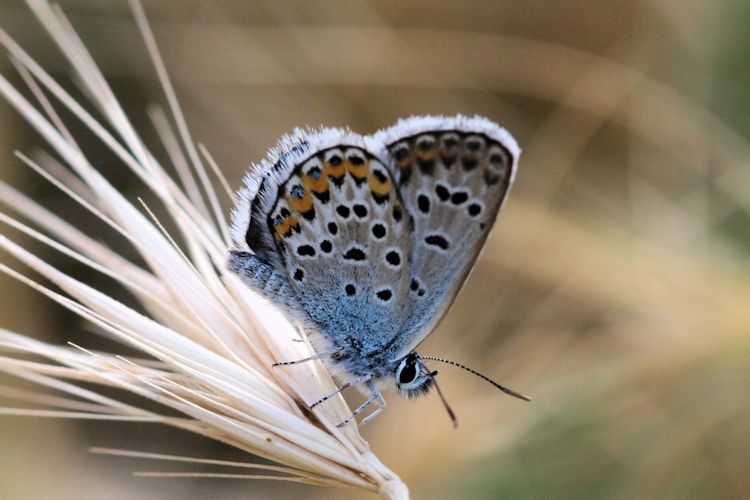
228 114 527 427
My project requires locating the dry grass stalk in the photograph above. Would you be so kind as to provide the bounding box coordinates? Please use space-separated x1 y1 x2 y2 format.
0 1 407 497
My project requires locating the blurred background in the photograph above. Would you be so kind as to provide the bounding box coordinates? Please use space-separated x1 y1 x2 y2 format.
0 1 749 499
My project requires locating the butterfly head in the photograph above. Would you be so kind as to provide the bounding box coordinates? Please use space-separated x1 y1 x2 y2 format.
393 352 435 399
393 352 532 427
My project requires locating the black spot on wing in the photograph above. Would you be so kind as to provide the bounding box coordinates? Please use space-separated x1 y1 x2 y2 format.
461 156 478 171
440 153 457 168
451 191 468 205
385 250 401 267
297 244 316 257
394 146 410 162
313 190 330 203
466 138 482 152
484 170 501 186
373 192 390 204
417 137 435 151
410 277 426 297
372 223 386 239
373 169 388 183
353 204 368 218
343 247 366 261
336 205 350 218
416 157 435 175
417 195 430 213
435 183 450 201
425 234 449 250
393 206 403 222
398 164 413 186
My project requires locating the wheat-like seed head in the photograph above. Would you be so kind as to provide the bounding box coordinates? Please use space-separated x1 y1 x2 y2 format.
0 1 406 497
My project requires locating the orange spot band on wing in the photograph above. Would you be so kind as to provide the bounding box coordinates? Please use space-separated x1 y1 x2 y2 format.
274 216 299 237
303 173 328 193
347 160 369 180
286 190 314 213
324 160 346 180
416 150 436 161
369 173 391 197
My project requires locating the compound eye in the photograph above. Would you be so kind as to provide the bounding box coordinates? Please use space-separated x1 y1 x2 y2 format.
398 360 418 385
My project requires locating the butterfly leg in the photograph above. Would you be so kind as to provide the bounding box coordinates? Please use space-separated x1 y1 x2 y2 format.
310 374 371 409
359 382 387 426
272 348 337 366
337 381 387 427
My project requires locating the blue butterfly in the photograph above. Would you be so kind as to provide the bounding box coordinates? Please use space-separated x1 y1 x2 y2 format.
229 115 528 427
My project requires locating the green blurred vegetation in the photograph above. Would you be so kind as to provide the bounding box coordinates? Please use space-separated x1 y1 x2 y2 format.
439 350 750 499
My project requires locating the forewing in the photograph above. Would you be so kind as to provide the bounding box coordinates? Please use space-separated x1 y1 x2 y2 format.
260 135 411 348
375 115 519 352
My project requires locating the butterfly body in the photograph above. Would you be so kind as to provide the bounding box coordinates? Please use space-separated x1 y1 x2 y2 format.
229 115 519 422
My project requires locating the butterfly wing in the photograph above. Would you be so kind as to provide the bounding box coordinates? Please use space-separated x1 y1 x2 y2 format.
229 115 519 375
373 115 520 354
229 127 412 358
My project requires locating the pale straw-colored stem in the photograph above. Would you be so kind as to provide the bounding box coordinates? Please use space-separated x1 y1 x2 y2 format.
0 0 407 497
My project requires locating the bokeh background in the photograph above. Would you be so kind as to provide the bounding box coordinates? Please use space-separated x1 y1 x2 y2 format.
1 1 749 499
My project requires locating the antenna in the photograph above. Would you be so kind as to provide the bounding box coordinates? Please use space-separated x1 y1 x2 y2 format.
429 370 458 428
421 356 531 402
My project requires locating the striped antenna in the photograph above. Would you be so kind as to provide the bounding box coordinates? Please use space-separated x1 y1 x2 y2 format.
421 356 531 402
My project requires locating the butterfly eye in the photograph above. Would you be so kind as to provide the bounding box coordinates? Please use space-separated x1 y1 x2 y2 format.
399 363 417 384
394 354 434 399
397 358 419 385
